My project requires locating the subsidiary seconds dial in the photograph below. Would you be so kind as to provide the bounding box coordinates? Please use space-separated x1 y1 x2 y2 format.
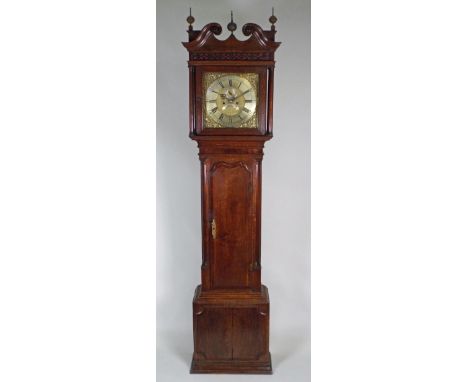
205 74 257 128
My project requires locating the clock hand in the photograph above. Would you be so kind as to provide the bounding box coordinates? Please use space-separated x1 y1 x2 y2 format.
233 89 251 100
210 89 226 98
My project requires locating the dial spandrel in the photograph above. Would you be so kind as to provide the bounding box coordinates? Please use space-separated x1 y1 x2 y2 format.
203 73 258 128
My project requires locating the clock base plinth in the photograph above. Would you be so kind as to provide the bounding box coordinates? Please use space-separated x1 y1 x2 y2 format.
190 352 272 374
191 285 272 375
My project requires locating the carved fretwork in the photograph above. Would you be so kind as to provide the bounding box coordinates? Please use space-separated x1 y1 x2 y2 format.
190 51 273 61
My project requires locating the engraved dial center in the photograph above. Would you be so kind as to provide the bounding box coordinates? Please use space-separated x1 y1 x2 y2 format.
217 87 245 116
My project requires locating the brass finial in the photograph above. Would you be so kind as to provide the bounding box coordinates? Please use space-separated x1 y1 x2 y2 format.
187 8 195 31
269 7 277 31
227 10 237 33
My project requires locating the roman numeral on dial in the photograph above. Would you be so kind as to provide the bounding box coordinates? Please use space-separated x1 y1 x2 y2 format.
211 107 218 113
242 107 250 113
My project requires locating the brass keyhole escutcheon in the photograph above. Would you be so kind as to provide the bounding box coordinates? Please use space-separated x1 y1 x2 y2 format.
211 219 216 239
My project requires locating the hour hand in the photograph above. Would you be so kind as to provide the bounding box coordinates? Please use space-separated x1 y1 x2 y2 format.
210 89 226 98
234 89 251 100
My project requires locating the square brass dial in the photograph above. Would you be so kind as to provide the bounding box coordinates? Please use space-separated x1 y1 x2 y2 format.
203 72 259 128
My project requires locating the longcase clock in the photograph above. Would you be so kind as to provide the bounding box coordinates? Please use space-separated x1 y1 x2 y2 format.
182 9 280 374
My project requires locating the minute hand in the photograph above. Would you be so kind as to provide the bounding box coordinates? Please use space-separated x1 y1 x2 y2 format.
234 89 251 100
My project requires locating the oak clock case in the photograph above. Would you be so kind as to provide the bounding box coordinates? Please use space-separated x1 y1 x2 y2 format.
183 11 280 375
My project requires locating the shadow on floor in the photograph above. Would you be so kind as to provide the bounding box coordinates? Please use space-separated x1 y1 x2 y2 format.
271 332 308 370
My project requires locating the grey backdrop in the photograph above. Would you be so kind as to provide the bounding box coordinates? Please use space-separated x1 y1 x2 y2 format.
156 1 310 380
